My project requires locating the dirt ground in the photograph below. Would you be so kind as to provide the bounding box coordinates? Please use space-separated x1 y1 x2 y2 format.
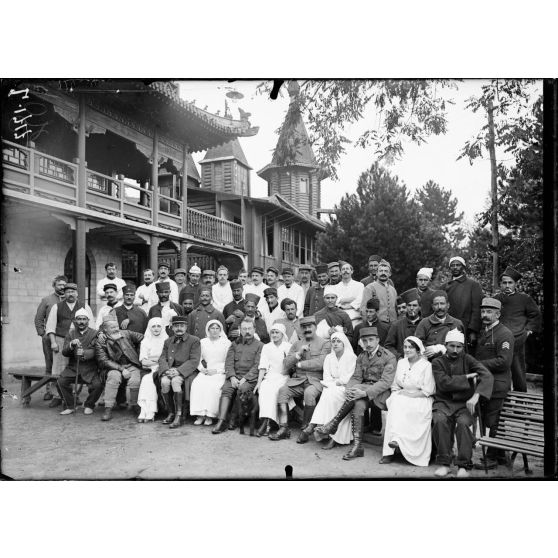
1 372 544 480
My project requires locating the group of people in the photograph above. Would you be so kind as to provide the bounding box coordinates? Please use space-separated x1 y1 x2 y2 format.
33 255 541 476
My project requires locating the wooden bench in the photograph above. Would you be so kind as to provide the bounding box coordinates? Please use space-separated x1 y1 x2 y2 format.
8 371 60 405
479 391 544 475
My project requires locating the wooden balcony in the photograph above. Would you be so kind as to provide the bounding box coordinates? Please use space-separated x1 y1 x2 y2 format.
2 139 245 250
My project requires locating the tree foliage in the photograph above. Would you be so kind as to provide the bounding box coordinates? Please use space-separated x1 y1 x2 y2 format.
316 163 464 291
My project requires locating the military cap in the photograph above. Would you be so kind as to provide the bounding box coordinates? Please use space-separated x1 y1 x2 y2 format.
155 281 171 292
174 268 187 276
264 287 278 297
282 267 294 276
299 316 316 326
244 293 261 305
327 261 340 269
359 327 379 338
158 262 170 269
266 266 279 275
396 296 404 305
368 254 382 263
315 263 329 274
171 315 188 324
365 298 380 310
199 285 212 294
103 282 118 292
63 283 78 291
299 264 313 272
481 297 502 310
229 279 242 290
122 284 136 294
181 290 195 301
250 266 264 276
500 266 522 282
401 289 420 304
202 269 215 276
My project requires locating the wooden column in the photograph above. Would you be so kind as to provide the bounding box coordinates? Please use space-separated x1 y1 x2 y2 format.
180 242 189 269
77 95 87 208
75 218 87 304
76 95 87 303
150 235 159 271
151 127 159 227
182 144 189 233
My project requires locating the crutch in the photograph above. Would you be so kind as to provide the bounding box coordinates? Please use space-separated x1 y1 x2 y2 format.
473 376 488 474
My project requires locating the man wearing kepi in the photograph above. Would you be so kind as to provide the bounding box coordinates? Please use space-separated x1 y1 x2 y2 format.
95 315 144 421
444 256 483 350
58 309 103 415
304 263 329 316
474 297 515 470
431 329 493 478
212 319 263 434
271 316 330 442
157 315 201 428
494 266 541 392
314 327 396 459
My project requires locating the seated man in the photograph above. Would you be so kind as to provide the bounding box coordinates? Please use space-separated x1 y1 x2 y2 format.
95 315 144 421
271 316 330 442
352 297 387 353
114 285 148 333
147 281 183 335
431 329 493 478
314 327 396 460
157 315 201 429
212 319 263 434
274 298 302 344
58 309 103 415
384 290 422 360
314 286 354 344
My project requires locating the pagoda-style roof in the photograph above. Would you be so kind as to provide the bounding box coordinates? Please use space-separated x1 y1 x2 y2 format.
200 138 252 169
26 80 259 153
185 153 201 182
249 194 325 230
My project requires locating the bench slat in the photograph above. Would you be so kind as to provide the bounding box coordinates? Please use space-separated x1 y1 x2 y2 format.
499 419 544 432
495 431 544 445
500 411 544 421
497 428 545 442
479 437 544 457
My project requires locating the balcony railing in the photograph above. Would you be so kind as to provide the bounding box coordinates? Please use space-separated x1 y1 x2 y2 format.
2 138 244 249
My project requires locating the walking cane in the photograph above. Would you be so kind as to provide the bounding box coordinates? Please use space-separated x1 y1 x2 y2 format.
73 341 82 412
473 376 488 474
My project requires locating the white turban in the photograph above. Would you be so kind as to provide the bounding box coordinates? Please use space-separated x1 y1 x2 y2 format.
417 267 433 280
445 329 465 344
449 256 466 267
74 308 89 319
323 285 338 297
189 264 201 273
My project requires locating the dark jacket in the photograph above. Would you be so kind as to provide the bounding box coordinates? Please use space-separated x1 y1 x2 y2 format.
284 335 330 389
353 317 389 354
402 287 435 318
347 346 396 409
475 322 514 398
114 304 148 334
95 330 144 371
304 283 328 317
384 315 421 360
415 314 464 350
443 275 484 334
224 336 263 382
158 334 201 379
314 306 354 344
61 327 99 382
34 292 64 336
494 291 542 337
186 304 226 339
432 353 493 415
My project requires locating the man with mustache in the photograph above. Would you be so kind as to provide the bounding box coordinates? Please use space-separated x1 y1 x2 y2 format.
304 263 330 317
134 268 155 314
278 268 305 319
360 260 398 326
114 285 148 334
223 279 246 341
186 285 226 339
147 282 183 335
327 261 341 286
179 264 202 307
96 262 126 307
385 290 422 360
95 283 122 329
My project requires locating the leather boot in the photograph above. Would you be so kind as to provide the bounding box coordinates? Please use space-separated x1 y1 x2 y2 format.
256 418 270 437
101 406 113 421
161 392 175 424
212 397 231 434
169 392 183 429
296 405 316 444
343 414 365 460
269 403 290 441
129 388 140 415
314 400 355 441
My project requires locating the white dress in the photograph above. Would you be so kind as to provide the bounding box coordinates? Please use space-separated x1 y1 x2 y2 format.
382 357 436 466
258 341 292 421
189 336 231 418
311 350 357 444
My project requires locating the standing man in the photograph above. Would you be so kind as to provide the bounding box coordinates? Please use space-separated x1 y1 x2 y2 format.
173 268 188 291
146 263 179 309
414 267 436 318
95 283 122 329
314 286 354 344
385 290 422 360
353 298 388 353
314 327 396 459
327 261 342 286
278 268 305 318
114 285 148 334
180 291 197 320
271 316 330 442
96 262 126 307
95 316 144 421
134 268 155 315
212 319 263 434
297 264 315 298
415 290 464 361
431 329 493 478
223 279 245 341
243 266 267 315
34 274 66 401
304 263 329 317
57 309 103 415
444 256 483 351
147 282 183 335
45 283 94 408
334 262 365 327
360 254 382 286
261 287 287 331
186 285 226 339
360 260 398 326
396 296 407 318
179 264 202 307
474 297 515 470
265 266 280 290
202 269 216 286
211 265 233 313
238 267 250 287
241 294 269 343
494 266 541 392
157 315 201 428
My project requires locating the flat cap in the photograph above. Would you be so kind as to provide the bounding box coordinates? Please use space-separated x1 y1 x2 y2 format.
315 263 329 274
103 283 118 292
299 264 313 272
359 327 379 338
250 266 264 275
63 283 78 291
299 316 316 326
266 266 279 275
281 267 294 276
122 285 135 294
202 269 215 276
327 261 340 270
158 262 170 269
264 287 278 297
174 268 187 276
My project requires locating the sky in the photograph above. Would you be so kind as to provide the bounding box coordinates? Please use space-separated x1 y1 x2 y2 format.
179 80 542 229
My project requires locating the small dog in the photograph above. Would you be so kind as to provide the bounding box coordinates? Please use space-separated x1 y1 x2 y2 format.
238 390 259 436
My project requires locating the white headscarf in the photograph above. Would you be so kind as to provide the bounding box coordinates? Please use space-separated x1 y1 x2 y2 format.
269 321 288 343
205 319 226 340
330 330 356 360
140 317 169 360
404 335 425 354
326 330 357 381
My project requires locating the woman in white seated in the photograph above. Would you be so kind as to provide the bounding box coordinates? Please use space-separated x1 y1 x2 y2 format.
380 335 436 466
306 329 357 449
190 319 231 426
254 322 292 437
137 317 168 423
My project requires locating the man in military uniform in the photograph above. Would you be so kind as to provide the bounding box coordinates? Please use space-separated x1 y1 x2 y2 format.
212 319 263 434
271 316 330 442
186 285 225 339
297 264 316 298
385 290 422 360
415 290 464 361
114 285 148 334
304 263 330 316
314 327 396 460
353 297 387 353
360 260 398 326
327 261 342 286
494 266 541 392
314 286 354 344
57 309 103 415
157 315 201 428
402 267 436 318
474 297 515 470
223 279 245 340
431 329 493 477
360 254 382 286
